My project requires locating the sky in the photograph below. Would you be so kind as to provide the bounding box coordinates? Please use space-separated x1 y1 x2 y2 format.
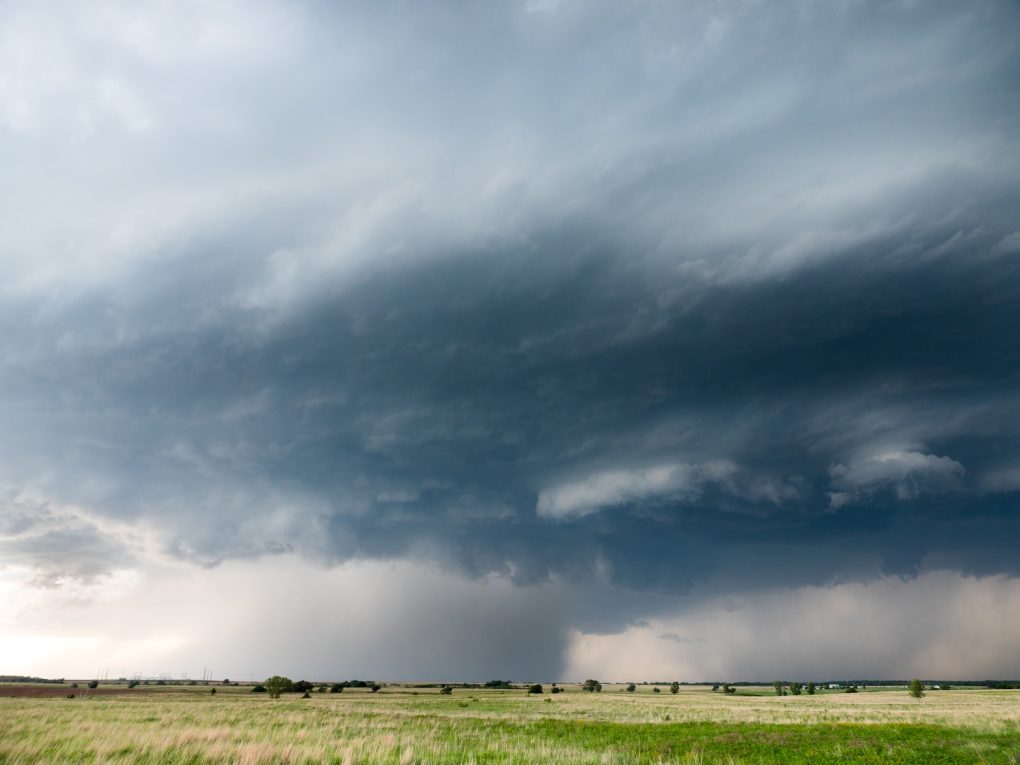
1 0 1019 683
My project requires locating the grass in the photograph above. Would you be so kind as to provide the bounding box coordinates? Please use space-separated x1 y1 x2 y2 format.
0 685 1017 764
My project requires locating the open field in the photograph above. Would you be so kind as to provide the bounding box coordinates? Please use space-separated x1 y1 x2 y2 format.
1 684 1018 764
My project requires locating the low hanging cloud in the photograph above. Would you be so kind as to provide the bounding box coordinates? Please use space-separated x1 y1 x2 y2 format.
0 489 137 586
827 450 966 509
536 462 734 519
536 461 801 519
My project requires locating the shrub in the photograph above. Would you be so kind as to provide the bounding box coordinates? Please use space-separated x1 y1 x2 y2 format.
264 676 293 699
582 679 602 693
806 682 816 695
128 680 139 689
653 687 661 694
369 683 381 693
210 688 216 695
670 682 680 694
301 691 311 699
626 683 636 693
329 683 344 693
551 686 564 694
723 684 736 694
251 685 267 693
846 685 858 693
440 685 453 695
87 680 99 689
908 679 925 700
527 684 543 694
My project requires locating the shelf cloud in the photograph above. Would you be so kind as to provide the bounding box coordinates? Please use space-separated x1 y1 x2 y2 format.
1 0 1019 679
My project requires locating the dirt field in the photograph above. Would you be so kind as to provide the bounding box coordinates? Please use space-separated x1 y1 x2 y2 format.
0 684 154 698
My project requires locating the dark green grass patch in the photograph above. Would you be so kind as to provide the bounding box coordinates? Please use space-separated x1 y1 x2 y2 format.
512 719 1020 764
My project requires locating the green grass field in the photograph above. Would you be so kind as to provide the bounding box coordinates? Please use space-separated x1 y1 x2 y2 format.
1 684 1018 764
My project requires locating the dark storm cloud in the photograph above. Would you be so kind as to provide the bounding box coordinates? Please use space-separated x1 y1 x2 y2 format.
1 0 1019 633
4 214 1019 596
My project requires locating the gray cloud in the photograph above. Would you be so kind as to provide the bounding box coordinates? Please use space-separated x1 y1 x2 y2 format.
828 450 966 509
0 489 136 585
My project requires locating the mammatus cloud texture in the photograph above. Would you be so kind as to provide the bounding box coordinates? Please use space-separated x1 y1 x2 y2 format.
1 0 1019 679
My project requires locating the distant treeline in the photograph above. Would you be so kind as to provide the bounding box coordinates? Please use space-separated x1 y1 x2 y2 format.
408 680 517 689
5 675 1019 689
648 680 1020 688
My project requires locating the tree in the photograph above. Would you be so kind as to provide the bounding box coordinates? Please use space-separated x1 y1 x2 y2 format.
670 682 680 695
128 680 139 689
87 680 99 689
908 679 925 700
292 680 314 693
264 676 293 699
711 683 720 692
527 684 543 694
773 681 785 696
251 685 267 693
440 685 453 695
626 683 636 693
723 684 736 694
582 679 602 693
329 683 344 693
806 682 816 695
369 683 381 693
210 687 216 695
653 687 661 694
789 682 803 696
